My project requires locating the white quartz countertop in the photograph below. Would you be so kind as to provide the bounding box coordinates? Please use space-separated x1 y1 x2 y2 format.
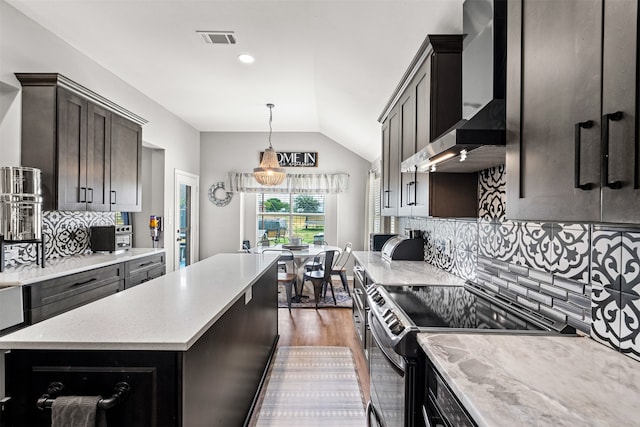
352 251 465 286
0 253 279 352
418 333 640 427
0 248 166 286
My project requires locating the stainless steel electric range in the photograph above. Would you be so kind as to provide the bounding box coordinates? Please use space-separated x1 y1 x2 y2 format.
365 282 575 427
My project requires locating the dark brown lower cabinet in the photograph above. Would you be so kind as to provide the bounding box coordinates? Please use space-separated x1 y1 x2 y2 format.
124 253 166 289
4 265 278 427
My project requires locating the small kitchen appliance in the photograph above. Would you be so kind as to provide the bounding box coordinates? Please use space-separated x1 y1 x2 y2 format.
90 225 132 253
369 233 397 251
380 235 424 262
149 215 162 248
0 166 45 272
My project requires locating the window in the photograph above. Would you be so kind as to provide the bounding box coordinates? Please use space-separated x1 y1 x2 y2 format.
257 193 325 244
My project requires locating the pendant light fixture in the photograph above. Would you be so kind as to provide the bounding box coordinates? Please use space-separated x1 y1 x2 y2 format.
253 103 286 186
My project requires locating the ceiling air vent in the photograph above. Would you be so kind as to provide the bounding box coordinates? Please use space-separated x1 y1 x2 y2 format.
197 31 236 45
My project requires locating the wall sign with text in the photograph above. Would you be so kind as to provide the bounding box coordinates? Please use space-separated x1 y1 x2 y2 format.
260 151 318 167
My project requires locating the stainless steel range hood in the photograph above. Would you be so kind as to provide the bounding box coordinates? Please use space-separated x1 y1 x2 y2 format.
402 0 506 173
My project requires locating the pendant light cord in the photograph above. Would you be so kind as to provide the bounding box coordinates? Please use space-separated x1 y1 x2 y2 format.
267 103 274 148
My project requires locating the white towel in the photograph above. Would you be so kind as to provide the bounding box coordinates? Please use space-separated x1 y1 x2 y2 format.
51 395 107 427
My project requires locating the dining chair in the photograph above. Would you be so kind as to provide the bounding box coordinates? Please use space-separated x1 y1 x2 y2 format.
302 250 337 308
262 249 297 313
330 242 352 295
304 241 332 272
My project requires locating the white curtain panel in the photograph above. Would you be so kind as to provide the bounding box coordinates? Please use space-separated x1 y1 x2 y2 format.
228 172 349 194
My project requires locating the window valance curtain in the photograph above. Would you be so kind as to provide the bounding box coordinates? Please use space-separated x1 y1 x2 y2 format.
228 172 349 194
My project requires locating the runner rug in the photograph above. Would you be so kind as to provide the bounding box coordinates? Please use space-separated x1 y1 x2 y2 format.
253 346 366 427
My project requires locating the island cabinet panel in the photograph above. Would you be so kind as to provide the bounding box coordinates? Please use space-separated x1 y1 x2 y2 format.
506 0 639 223
16 73 143 213
182 264 278 426
5 350 179 427
3 263 278 427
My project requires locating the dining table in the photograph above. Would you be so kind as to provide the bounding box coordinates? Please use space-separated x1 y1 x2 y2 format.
253 244 341 302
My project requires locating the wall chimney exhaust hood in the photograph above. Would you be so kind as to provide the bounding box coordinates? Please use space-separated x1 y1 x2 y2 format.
402 0 506 173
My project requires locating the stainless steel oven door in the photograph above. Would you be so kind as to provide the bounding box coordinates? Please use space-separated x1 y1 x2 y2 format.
368 311 406 427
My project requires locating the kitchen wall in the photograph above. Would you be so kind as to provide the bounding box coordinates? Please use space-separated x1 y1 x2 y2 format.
199 131 370 258
400 165 640 363
0 0 201 272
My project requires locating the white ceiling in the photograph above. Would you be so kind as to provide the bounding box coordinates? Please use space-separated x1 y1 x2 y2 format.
7 0 463 162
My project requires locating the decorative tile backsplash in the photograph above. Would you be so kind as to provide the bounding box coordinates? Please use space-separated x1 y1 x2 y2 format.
2 211 115 267
401 164 640 362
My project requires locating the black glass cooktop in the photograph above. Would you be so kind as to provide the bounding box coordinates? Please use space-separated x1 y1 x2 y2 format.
384 285 548 331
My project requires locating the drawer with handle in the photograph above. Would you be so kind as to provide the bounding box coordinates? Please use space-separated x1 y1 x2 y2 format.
26 264 122 324
124 253 165 278
28 280 122 324
125 264 165 289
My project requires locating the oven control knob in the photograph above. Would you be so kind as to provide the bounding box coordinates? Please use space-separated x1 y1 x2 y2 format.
382 309 393 319
385 314 398 325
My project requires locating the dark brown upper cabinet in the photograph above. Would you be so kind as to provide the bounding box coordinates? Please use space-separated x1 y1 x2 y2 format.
381 108 400 216
16 73 145 212
379 34 478 218
506 0 639 223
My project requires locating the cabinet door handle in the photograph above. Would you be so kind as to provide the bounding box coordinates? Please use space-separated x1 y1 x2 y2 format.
80 187 87 203
110 190 117 204
72 277 97 287
602 111 624 189
407 181 416 205
384 190 391 208
574 120 594 190
87 188 93 204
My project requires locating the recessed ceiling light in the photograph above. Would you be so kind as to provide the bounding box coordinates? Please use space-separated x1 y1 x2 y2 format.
238 54 255 64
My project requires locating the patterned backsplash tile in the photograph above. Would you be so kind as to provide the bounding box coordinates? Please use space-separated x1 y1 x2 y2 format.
400 164 640 361
2 211 115 268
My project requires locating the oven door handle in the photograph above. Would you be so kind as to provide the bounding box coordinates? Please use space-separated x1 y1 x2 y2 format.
366 400 384 427
422 405 433 427
368 311 405 376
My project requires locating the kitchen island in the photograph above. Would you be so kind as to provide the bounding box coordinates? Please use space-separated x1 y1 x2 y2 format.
418 333 640 426
0 252 279 427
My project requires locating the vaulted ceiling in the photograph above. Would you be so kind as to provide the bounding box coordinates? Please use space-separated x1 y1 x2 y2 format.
7 0 463 162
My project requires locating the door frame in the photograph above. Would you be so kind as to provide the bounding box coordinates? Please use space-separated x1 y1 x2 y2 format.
174 169 200 270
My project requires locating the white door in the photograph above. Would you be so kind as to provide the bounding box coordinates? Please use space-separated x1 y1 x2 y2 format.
175 170 199 270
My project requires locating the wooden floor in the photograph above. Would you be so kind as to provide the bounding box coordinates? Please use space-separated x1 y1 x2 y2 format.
248 307 370 426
